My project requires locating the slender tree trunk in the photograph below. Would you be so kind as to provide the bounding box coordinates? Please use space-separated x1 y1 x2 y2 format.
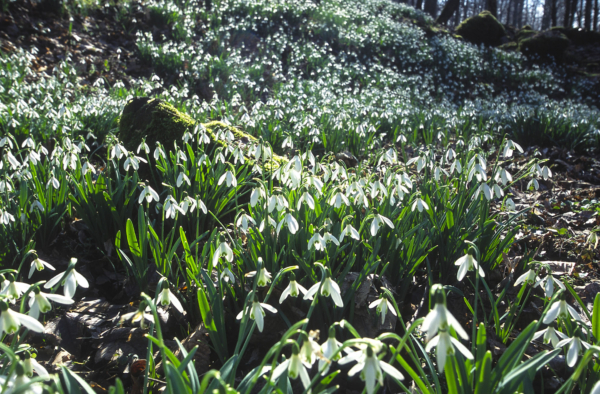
594 0 599 30
542 0 552 28
487 0 498 16
437 0 461 23
416 0 423 10
565 0 572 26
424 0 438 17
463 0 469 20
552 0 558 25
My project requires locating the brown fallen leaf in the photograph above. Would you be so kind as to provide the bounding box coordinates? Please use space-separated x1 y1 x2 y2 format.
541 261 576 276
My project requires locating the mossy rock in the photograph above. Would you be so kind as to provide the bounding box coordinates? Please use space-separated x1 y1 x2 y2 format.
118 97 286 166
498 41 518 51
516 28 536 42
519 30 570 60
455 11 506 46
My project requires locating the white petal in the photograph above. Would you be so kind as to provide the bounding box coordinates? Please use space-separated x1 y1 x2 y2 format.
380 361 404 381
64 274 76 299
44 272 64 289
450 337 474 359
261 303 278 314
271 359 290 380
74 271 89 288
45 293 74 305
16 311 45 332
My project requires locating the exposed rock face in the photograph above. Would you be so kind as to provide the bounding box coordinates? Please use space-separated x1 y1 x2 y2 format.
518 30 570 60
455 11 506 47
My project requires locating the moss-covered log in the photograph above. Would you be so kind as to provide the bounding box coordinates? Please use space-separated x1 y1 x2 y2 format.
117 97 286 166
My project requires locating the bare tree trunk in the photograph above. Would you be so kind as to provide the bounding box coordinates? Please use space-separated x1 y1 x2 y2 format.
424 0 439 17
542 0 552 28
437 0 461 23
565 0 572 26
416 0 423 10
595 0 599 30
487 0 498 16
463 0 469 20
552 0 558 25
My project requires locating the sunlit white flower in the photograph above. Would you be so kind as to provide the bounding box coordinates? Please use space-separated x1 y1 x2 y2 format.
504 197 516 211
319 326 345 372
304 275 343 307
28 257 55 279
411 197 429 212
0 275 30 302
246 260 272 287
0 301 45 335
591 381 600 394
538 274 565 298
369 296 397 325
29 200 44 214
157 279 183 313
514 269 540 287
23 354 49 378
339 345 404 394
279 273 307 303
299 332 320 367
297 191 315 210
370 214 394 236
425 330 474 372
236 213 256 234
164 195 184 219
44 259 89 299
212 242 234 267
543 298 582 324
28 287 74 320
455 253 484 281
139 185 159 204
533 326 565 347
123 155 146 171
110 143 128 160
236 297 277 332
339 223 360 242
218 170 237 188
271 346 311 389
329 192 350 209
556 335 591 367
0 210 15 225
502 140 523 158
120 305 154 329
276 212 299 235
176 172 191 187
421 303 468 342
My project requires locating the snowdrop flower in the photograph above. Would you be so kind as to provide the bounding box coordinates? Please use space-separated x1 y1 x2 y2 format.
120 304 154 329
455 252 484 281
370 214 394 236
319 326 344 372
411 197 429 212
591 381 600 394
236 295 277 332
299 331 320 367
23 353 48 378
538 274 565 298
123 155 146 171
246 259 272 287
44 258 89 299
29 200 44 213
504 197 516 211
276 212 299 235
425 330 474 373
279 272 307 303
212 242 234 267
308 232 339 251
369 295 397 325
2 362 44 394
533 326 565 347
556 333 591 367
329 191 350 209
304 273 343 307
0 300 45 335
1 274 31 303
28 287 74 320
176 172 191 187
527 178 539 191
297 191 315 210
339 223 360 242
110 143 128 160
421 286 469 342
0 210 15 225
514 269 540 287
164 195 184 219
271 344 311 389
543 297 582 324
339 344 404 394
139 185 159 204
421 285 473 372
502 140 523 158
46 175 60 190
137 141 150 154
236 213 256 234
218 170 237 188
157 278 183 313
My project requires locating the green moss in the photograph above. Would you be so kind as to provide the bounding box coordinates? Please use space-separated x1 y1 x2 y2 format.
118 97 286 166
456 11 506 47
498 41 518 51
515 29 536 42
518 30 570 60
